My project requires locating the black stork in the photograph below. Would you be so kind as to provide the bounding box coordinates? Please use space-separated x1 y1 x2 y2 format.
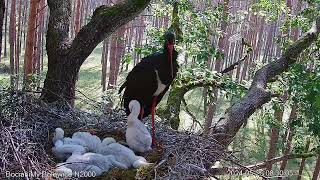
119 32 179 146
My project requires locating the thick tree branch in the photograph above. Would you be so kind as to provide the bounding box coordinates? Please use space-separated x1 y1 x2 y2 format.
212 17 320 146
69 0 151 65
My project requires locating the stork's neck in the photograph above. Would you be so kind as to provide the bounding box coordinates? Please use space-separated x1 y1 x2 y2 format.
164 45 175 55
128 107 140 122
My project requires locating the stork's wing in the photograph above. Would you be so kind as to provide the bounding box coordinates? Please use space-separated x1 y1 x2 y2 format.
156 86 170 106
122 59 158 115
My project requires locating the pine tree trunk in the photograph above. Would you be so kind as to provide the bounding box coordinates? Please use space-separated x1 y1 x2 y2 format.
19 0 27 55
70 0 76 38
107 35 117 89
36 0 45 90
203 89 218 136
114 26 125 82
312 155 320 180
14 0 22 88
265 93 287 172
0 0 5 61
263 23 276 63
22 0 28 50
24 0 39 87
296 139 310 180
9 0 16 87
3 0 8 58
203 0 229 136
277 104 297 179
74 0 81 35
101 38 109 91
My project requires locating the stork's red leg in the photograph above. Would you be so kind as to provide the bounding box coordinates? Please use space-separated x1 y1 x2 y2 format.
139 106 144 120
151 96 157 146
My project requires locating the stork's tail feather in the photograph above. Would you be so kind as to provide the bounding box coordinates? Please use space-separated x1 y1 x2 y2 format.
119 82 127 109
118 81 127 94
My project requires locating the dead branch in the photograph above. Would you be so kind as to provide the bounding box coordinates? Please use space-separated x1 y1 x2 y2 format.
220 38 253 74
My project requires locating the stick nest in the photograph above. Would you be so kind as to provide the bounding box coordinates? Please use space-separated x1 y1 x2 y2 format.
0 90 227 179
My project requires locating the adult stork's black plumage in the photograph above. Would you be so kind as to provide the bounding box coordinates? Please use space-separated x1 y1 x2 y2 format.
119 32 178 146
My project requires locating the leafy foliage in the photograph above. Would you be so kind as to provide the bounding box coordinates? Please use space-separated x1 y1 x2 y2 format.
286 63 320 137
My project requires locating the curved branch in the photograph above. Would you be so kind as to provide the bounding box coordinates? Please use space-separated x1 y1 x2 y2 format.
69 0 151 65
212 18 320 146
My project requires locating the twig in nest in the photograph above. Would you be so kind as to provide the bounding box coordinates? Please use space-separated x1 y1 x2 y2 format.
5 128 30 180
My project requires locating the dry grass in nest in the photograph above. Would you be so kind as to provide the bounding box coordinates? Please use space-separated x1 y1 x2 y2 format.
0 89 228 179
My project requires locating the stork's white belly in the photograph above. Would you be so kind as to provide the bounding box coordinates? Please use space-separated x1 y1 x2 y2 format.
153 70 167 96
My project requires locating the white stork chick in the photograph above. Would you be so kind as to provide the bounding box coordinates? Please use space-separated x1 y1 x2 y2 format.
52 128 87 160
126 100 152 153
98 138 152 169
52 139 87 161
52 128 64 144
55 153 127 177
71 131 102 152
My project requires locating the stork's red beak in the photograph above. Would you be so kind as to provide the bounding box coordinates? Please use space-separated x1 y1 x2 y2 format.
167 43 174 78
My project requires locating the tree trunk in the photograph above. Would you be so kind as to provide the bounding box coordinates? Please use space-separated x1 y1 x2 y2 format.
3 0 8 58
203 89 218 136
312 155 320 180
277 104 297 179
297 139 310 180
36 0 45 90
9 0 16 87
70 0 76 38
22 0 28 50
74 0 82 35
101 38 109 91
14 0 22 88
41 0 151 104
107 35 117 89
0 0 5 61
265 108 284 171
24 0 39 87
203 0 229 136
114 26 126 79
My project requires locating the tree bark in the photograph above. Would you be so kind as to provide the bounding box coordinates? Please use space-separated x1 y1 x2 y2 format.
277 104 297 179
36 0 46 90
211 18 320 146
3 0 8 58
0 0 5 61
74 0 81 35
9 0 16 87
101 38 109 91
24 0 39 87
14 0 22 88
22 0 28 50
312 155 320 180
203 0 229 136
265 109 284 171
107 35 117 89
297 139 310 180
41 0 151 105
